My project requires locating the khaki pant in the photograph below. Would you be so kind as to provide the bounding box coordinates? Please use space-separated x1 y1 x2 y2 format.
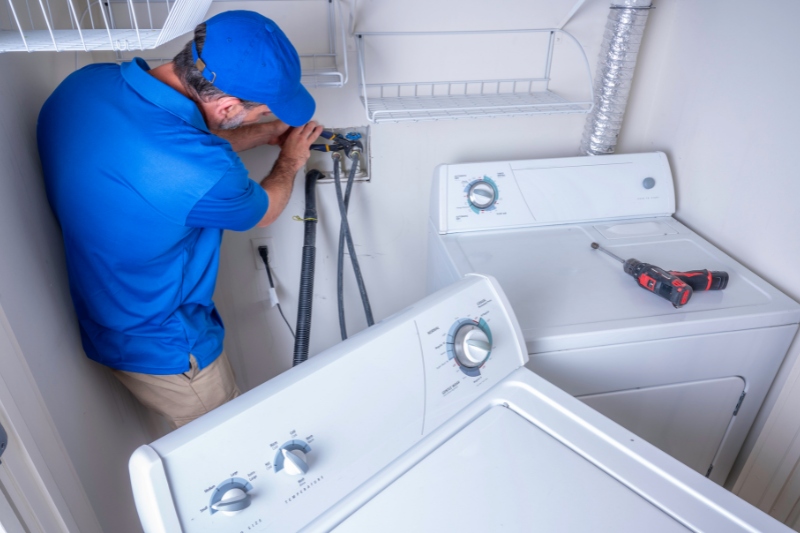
112 352 240 429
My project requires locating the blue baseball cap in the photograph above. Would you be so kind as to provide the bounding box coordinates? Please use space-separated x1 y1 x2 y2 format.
191 10 315 127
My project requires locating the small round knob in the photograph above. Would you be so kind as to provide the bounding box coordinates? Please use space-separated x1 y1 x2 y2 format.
211 487 250 516
453 324 491 368
281 448 309 476
274 440 312 476
468 181 497 210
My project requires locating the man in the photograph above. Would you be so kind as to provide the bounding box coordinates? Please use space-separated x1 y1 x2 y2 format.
37 11 323 428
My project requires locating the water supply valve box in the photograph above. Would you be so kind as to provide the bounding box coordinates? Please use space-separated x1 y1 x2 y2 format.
307 126 371 183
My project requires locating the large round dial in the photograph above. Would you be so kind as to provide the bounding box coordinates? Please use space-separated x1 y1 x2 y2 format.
209 478 252 516
453 324 492 368
467 181 497 210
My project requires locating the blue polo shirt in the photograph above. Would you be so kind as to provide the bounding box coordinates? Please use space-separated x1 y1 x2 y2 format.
38 58 268 374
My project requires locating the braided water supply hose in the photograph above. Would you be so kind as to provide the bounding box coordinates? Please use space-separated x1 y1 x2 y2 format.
333 151 374 341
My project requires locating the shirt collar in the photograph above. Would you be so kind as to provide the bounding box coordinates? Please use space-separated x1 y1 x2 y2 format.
120 58 209 133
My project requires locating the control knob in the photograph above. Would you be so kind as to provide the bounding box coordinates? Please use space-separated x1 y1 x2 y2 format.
209 478 252 516
467 181 497 210
274 440 312 476
281 448 309 476
453 324 492 368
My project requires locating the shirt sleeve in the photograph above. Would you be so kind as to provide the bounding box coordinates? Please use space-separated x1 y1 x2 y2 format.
185 161 268 231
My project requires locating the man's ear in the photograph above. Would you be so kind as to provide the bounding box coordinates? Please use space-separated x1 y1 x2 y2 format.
208 96 242 122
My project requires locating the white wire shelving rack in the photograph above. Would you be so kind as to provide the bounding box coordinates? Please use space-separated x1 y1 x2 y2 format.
297 0 347 87
355 29 594 123
0 0 213 52
106 0 348 88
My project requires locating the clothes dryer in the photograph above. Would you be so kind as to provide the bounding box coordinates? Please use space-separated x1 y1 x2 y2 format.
427 152 800 484
130 275 790 532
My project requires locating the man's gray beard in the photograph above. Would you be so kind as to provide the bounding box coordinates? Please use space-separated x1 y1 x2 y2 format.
218 108 249 130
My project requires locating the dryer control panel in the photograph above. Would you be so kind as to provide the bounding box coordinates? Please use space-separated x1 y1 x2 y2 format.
431 152 675 234
129 275 527 533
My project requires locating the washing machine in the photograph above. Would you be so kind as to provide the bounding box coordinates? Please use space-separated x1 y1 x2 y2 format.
129 275 790 532
427 151 800 485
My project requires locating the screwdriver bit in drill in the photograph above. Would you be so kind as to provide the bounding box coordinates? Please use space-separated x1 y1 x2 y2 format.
591 242 693 308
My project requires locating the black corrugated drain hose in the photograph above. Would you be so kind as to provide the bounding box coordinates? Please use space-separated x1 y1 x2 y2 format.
293 169 323 366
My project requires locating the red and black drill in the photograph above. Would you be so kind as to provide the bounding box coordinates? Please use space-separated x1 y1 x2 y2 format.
591 242 728 308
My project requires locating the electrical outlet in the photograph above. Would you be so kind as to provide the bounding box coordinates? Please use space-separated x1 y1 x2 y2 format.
306 126 371 183
251 237 275 270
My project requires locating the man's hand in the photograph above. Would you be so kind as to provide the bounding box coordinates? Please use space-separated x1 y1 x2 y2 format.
255 121 324 227
213 120 291 152
276 122 325 172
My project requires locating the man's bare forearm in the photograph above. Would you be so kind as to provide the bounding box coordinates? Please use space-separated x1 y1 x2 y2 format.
213 123 275 152
253 122 322 228
255 155 303 227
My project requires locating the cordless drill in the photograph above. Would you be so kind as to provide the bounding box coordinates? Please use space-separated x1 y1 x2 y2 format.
591 242 728 308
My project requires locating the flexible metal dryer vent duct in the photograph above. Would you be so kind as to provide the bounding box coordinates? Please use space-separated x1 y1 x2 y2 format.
580 0 653 155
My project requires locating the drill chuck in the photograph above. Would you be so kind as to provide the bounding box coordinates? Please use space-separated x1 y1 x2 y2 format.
622 258 641 277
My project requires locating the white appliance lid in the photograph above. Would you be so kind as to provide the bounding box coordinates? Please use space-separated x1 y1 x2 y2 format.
334 406 690 532
444 218 800 351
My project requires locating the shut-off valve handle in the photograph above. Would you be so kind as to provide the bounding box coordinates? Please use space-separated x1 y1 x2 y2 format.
310 130 363 157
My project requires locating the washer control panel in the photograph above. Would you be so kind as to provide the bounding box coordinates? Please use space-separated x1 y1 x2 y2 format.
413 283 526 433
130 275 527 533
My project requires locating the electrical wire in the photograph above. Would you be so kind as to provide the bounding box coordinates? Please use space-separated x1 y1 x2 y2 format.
257 246 295 339
276 302 296 340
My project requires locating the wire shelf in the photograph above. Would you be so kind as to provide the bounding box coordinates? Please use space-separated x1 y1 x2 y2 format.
0 0 213 52
99 0 348 89
355 29 594 123
296 0 347 88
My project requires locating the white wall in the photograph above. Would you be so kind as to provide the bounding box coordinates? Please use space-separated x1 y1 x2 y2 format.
616 0 800 524
0 51 161 533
